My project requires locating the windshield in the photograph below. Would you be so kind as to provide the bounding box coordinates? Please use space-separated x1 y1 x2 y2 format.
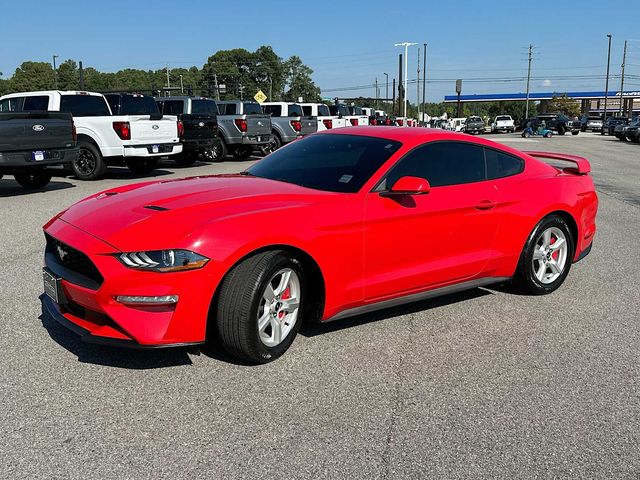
247 134 402 193
191 99 218 115
243 102 263 115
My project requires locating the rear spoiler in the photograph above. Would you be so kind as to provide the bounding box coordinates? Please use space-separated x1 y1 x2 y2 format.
523 151 591 175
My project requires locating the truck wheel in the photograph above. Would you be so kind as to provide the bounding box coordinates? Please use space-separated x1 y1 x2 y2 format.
212 140 227 161
73 141 107 180
571 131 579 136
233 146 253 160
14 170 52 189
126 158 159 175
260 135 281 156
557 125 566 136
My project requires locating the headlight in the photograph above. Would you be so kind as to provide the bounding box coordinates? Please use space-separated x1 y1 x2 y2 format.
117 250 209 272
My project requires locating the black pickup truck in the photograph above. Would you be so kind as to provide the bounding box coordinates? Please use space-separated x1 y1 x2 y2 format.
155 96 221 165
0 111 78 189
536 114 581 135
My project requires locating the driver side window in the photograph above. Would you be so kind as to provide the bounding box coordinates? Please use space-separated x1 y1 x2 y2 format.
383 141 486 189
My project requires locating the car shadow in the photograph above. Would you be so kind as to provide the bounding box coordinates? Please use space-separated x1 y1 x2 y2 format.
299 286 497 338
0 179 75 197
39 299 193 369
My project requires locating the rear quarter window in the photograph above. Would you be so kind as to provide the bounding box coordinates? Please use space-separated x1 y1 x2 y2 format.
22 96 50 110
243 102 263 115
262 105 282 117
485 148 524 180
59 95 111 116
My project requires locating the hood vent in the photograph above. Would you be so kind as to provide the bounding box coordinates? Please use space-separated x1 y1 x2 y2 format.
144 205 169 211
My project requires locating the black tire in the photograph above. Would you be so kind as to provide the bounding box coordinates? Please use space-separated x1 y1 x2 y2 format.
260 134 282 156
557 125 566 136
73 141 107 180
233 145 253 160
522 132 530 138
571 131 579 135
126 158 159 175
216 251 304 363
174 153 197 167
212 139 227 161
14 170 52 189
512 215 575 295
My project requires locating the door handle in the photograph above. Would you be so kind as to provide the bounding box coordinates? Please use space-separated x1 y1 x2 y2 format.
475 200 497 210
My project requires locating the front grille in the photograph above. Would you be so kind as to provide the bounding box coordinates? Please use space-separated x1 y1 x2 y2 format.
45 234 104 290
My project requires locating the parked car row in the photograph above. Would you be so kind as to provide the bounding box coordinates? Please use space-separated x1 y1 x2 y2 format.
612 116 640 142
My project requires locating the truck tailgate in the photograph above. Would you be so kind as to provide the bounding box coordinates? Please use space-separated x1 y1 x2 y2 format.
0 112 74 151
181 114 217 140
246 115 272 136
300 116 317 136
126 115 178 143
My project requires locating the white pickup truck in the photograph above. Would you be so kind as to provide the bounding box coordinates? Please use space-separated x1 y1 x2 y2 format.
301 103 347 131
0 91 182 179
491 115 515 133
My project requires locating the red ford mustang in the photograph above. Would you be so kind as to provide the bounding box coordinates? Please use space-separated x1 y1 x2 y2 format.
42 127 598 363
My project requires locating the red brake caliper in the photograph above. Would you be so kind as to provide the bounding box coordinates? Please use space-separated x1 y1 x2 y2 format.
550 236 559 260
278 286 291 320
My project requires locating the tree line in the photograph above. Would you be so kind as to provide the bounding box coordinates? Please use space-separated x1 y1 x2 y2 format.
0 46 321 102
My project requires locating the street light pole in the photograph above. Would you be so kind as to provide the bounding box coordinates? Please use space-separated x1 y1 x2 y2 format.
619 40 628 115
52 55 59 89
395 42 417 119
179 74 184 94
383 72 388 103
602 34 612 134
525 44 533 119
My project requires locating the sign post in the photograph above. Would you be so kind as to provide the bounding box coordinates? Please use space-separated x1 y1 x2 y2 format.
455 79 462 118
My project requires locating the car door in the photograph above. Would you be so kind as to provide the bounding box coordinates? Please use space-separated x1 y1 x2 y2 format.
363 141 500 301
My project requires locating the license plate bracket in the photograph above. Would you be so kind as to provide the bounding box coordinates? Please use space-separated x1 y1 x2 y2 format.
43 268 64 304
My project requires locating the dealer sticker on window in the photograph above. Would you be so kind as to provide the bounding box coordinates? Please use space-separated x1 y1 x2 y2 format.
339 174 353 183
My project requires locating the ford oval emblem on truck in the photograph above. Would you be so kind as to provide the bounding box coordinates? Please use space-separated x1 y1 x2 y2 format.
152 125 159 130
32 124 45 132
257 121 264 127
198 122 205 127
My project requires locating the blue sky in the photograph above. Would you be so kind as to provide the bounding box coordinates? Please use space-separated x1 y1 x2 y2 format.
1 0 639 102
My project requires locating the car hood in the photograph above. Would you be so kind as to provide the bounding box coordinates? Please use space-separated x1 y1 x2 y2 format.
59 174 332 251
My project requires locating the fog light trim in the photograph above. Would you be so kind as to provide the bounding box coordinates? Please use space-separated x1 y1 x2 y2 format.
115 295 179 306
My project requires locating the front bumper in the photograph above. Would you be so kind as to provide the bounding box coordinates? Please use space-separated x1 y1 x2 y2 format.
42 219 222 348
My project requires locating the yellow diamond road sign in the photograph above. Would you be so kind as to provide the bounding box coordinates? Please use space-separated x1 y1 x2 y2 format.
254 90 267 103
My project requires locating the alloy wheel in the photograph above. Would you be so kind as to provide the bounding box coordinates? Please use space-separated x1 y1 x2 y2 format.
258 268 301 347
532 227 568 284
76 148 97 176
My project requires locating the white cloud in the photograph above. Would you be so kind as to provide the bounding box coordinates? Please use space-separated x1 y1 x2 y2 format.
542 79 552 87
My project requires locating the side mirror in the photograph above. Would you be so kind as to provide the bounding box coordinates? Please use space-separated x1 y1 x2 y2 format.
380 176 430 197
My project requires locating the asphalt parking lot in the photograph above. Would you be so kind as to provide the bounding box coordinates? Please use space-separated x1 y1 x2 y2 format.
1 132 638 479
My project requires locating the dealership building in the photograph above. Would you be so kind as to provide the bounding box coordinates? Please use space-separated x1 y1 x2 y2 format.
443 90 639 116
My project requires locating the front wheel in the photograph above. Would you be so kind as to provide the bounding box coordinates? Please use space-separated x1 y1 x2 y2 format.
557 125 566 135
513 215 575 295
211 139 227 161
522 131 530 138
14 170 52 189
571 131 579 136
174 153 197 167
260 134 282 156
233 145 253 161
216 251 304 363
126 158 159 175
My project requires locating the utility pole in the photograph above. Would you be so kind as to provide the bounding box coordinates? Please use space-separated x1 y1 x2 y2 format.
417 46 421 122
179 74 184 94
619 40 628 115
602 34 612 134
383 72 389 104
52 55 59 89
375 77 379 109
165 64 171 89
214 73 220 101
397 54 403 117
392 78 396 116
394 42 417 118
525 44 533 119
422 43 427 124
78 61 84 90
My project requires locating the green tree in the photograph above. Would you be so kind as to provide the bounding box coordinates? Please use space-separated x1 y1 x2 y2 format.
57 59 79 90
547 94 580 117
283 55 320 102
9 62 55 91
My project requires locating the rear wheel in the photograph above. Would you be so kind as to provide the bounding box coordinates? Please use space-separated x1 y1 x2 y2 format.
233 145 253 160
513 215 574 295
212 139 227 161
571 131 579 135
557 125 566 135
216 251 304 363
126 158 159 175
174 153 197 166
14 170 52 189
73 141 106 180
260 134 282 156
